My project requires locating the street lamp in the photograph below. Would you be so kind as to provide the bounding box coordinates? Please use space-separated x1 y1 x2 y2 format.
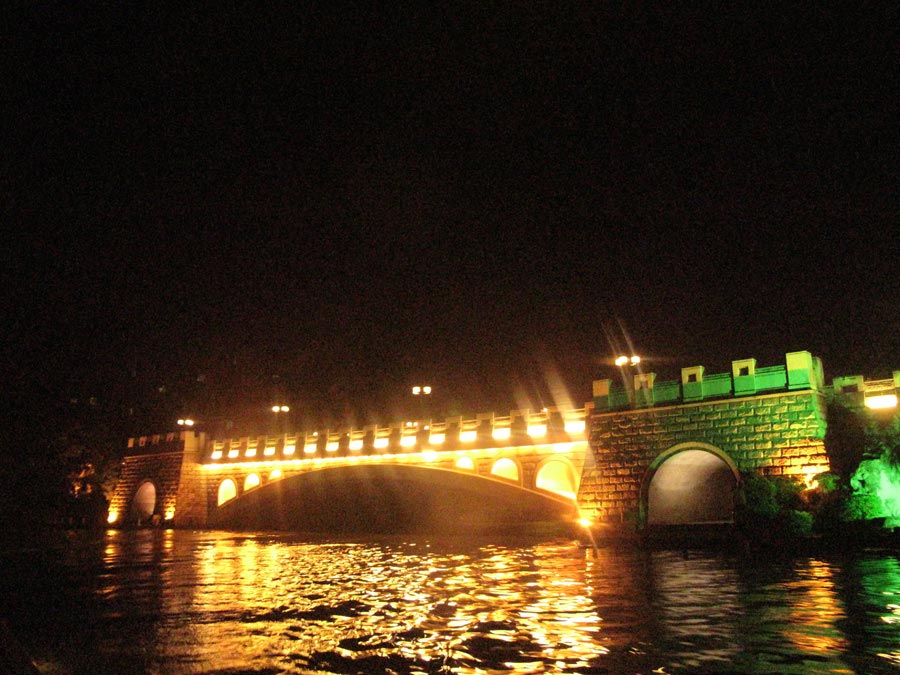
411 385 432 396
615 355 641 367
271 405 290 413
177 418 195 427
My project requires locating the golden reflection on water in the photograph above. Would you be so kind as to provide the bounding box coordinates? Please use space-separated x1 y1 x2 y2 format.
783 559 848 654
83 531 900 674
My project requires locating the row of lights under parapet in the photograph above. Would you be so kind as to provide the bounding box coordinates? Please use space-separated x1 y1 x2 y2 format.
205 410 589 462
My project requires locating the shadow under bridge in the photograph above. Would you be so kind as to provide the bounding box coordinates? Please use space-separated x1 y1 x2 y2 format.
211 464 579 535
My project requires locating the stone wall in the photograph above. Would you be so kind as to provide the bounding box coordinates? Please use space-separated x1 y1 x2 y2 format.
108 431 207 526
578 389 829 524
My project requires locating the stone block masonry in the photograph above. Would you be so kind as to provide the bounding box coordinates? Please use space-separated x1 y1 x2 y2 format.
578 351 834 526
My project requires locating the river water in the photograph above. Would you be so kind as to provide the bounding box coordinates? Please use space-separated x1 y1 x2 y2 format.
1 529 899 674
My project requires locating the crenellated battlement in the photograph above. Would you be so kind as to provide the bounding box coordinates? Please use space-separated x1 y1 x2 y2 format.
199 406 591 465
592 350 900 413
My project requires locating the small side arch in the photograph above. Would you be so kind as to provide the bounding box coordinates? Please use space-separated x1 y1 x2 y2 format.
218 478 238 506
490 457 521 484
132 480 157 520
642 442 739 526
534 456 578 500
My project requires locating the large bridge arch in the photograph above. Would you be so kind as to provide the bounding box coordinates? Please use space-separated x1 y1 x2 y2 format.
211 463 578 534
641 442 739 525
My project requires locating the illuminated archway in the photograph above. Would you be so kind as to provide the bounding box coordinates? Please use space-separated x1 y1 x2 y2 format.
218 478 237 506
535 458 577 500
244 473 260 491
132 481 156 520
490 458 520 483
645 444 738 525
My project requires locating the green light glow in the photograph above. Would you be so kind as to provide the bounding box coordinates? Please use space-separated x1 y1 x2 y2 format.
851 457 900 527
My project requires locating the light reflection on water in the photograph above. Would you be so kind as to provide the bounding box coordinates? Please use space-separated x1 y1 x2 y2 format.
3 529 900 674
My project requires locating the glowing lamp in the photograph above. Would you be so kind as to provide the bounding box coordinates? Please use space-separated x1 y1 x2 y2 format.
164 508 175 520
564 420 586 434
107 510 119 524
615 355 640 366
492 427 511 441
429 432 446 445
400 435 417 448
865 394 898 410
527 424 547 438
455 457 475 470
374 437 389 449
227 449 239 458
245 447 257 457
349 438 364 451
304 443 318 454
283 444 296 456
460 429 477 443
263 446 275 456
210 450 223 460
325 441 339 452
578 517 592 528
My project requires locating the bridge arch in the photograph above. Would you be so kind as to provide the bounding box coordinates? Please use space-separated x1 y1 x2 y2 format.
535 456 578 500
642 442 739 525
211 463 577 534
132 480 157 520
217 478 238 506
490 457 520 484
244 473 261 491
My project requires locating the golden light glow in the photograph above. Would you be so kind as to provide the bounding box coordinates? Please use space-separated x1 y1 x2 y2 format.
429 432 446 445
107 510 119 524
801 467 821 489
578 517 592 528
263 445 276 456
283 444 295 456
866 394 898 409
349 438 364 451
211 450 223 460
460 429 477 443
217 479 237 506
492 427 511 441
325 441 339 452
491 457 519 482
455 457 475 470
527 423 547 437
564 420 586 434
244 473 260 491
227 449 239 459
269 469 283 480
164 508 175 520
400 435 417 448
304 443 317 454
374 436 389 449
422 450 439 462
245 447 257 457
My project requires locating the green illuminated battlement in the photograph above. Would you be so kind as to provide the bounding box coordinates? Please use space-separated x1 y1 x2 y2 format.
592 351 899 412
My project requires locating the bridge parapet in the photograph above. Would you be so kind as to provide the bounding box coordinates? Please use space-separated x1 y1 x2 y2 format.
202 406 591 465
592 350 827 412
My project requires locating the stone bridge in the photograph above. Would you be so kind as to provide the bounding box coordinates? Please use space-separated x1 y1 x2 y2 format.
108 351 900 533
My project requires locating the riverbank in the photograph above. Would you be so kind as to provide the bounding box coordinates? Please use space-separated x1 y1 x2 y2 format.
582 522 900 555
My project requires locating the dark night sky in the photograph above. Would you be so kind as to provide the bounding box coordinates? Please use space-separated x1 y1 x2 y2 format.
5 4 900 433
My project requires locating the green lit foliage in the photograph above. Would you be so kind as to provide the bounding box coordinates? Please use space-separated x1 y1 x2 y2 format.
846 414 900 527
